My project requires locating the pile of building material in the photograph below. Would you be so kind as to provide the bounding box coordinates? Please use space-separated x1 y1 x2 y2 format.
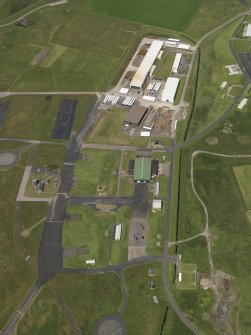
147 82 161 91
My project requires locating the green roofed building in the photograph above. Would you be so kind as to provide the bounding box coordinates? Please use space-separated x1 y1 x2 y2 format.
133 157 151 182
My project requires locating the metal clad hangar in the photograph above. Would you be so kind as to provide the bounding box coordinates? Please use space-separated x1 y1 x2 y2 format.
130 40 164 89
133 158 151 182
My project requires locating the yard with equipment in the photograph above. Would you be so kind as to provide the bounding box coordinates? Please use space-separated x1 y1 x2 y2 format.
71 149 120 196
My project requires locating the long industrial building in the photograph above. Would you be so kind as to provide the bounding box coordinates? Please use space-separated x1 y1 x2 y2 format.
130 40 164 89
162 77 180 103
172 53 182 73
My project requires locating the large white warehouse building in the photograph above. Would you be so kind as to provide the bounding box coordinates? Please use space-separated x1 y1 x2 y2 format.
162 77 180 103
130 40 164 89
172 53 182 73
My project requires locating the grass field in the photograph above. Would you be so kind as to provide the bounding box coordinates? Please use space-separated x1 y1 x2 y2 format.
0 147 37 330
0 0 46 20
87 108 149 147
233 165 251 208
0 95 95 140
71 149 120 196
188 154 251 334
153 51 176 80
123 262 168 335
188 18 246 138
16 284 73 335
63 205 115 268
53 273 122 334
17 201 48 270
119 151 135 197
0 1 141 91
177 263 197 289
110 206 132 265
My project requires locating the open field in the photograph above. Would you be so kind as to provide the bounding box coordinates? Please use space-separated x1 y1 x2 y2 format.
16 284 73 335
0 0 46 20
233 165 251 208
32 144 66 168
53 272 122 334
123 262 168 335
0 1 141 91
162 307 194 334
179 153 251 334
0 95 95 140
63 205 115 268
188 18 246 138
0 147 37 330
119 151 135 197
87 108 149 147
110 206 132 265
17 201 48 270
71 149 120 196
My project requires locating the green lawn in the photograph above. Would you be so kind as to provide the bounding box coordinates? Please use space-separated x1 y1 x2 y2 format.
32 144 66 168
87 109 149 147
110 206 132 265
53 272 122 334
63 205 115 268
233 165 251 208
16 284 73 335
119 151 135 197
0 0 47 21
153 51 176 80
0 95 94 141
123 262 168 335
71 149 120 196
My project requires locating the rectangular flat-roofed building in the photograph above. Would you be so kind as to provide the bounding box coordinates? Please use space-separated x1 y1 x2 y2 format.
124 105 148 127
244 24 251 37
130 40 164 89
172 53 182 73
133 157 151 182
162 77 180 103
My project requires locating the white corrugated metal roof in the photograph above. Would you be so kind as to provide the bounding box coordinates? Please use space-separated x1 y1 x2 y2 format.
172 53 182 73
178 43 190 50
152 199 162 209
119 87 129 94
244 24 251 37
161 77 180 103
238 98 248 110
115 224 122 240
130 40 164 88
143 95 156 101
140 131 150 137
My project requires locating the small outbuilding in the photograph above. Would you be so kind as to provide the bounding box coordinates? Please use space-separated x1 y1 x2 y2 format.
18 18 29 27
128 159 135 175
114 224 122 241
151 159 159 177
152 199 162 212
153 182 159 196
